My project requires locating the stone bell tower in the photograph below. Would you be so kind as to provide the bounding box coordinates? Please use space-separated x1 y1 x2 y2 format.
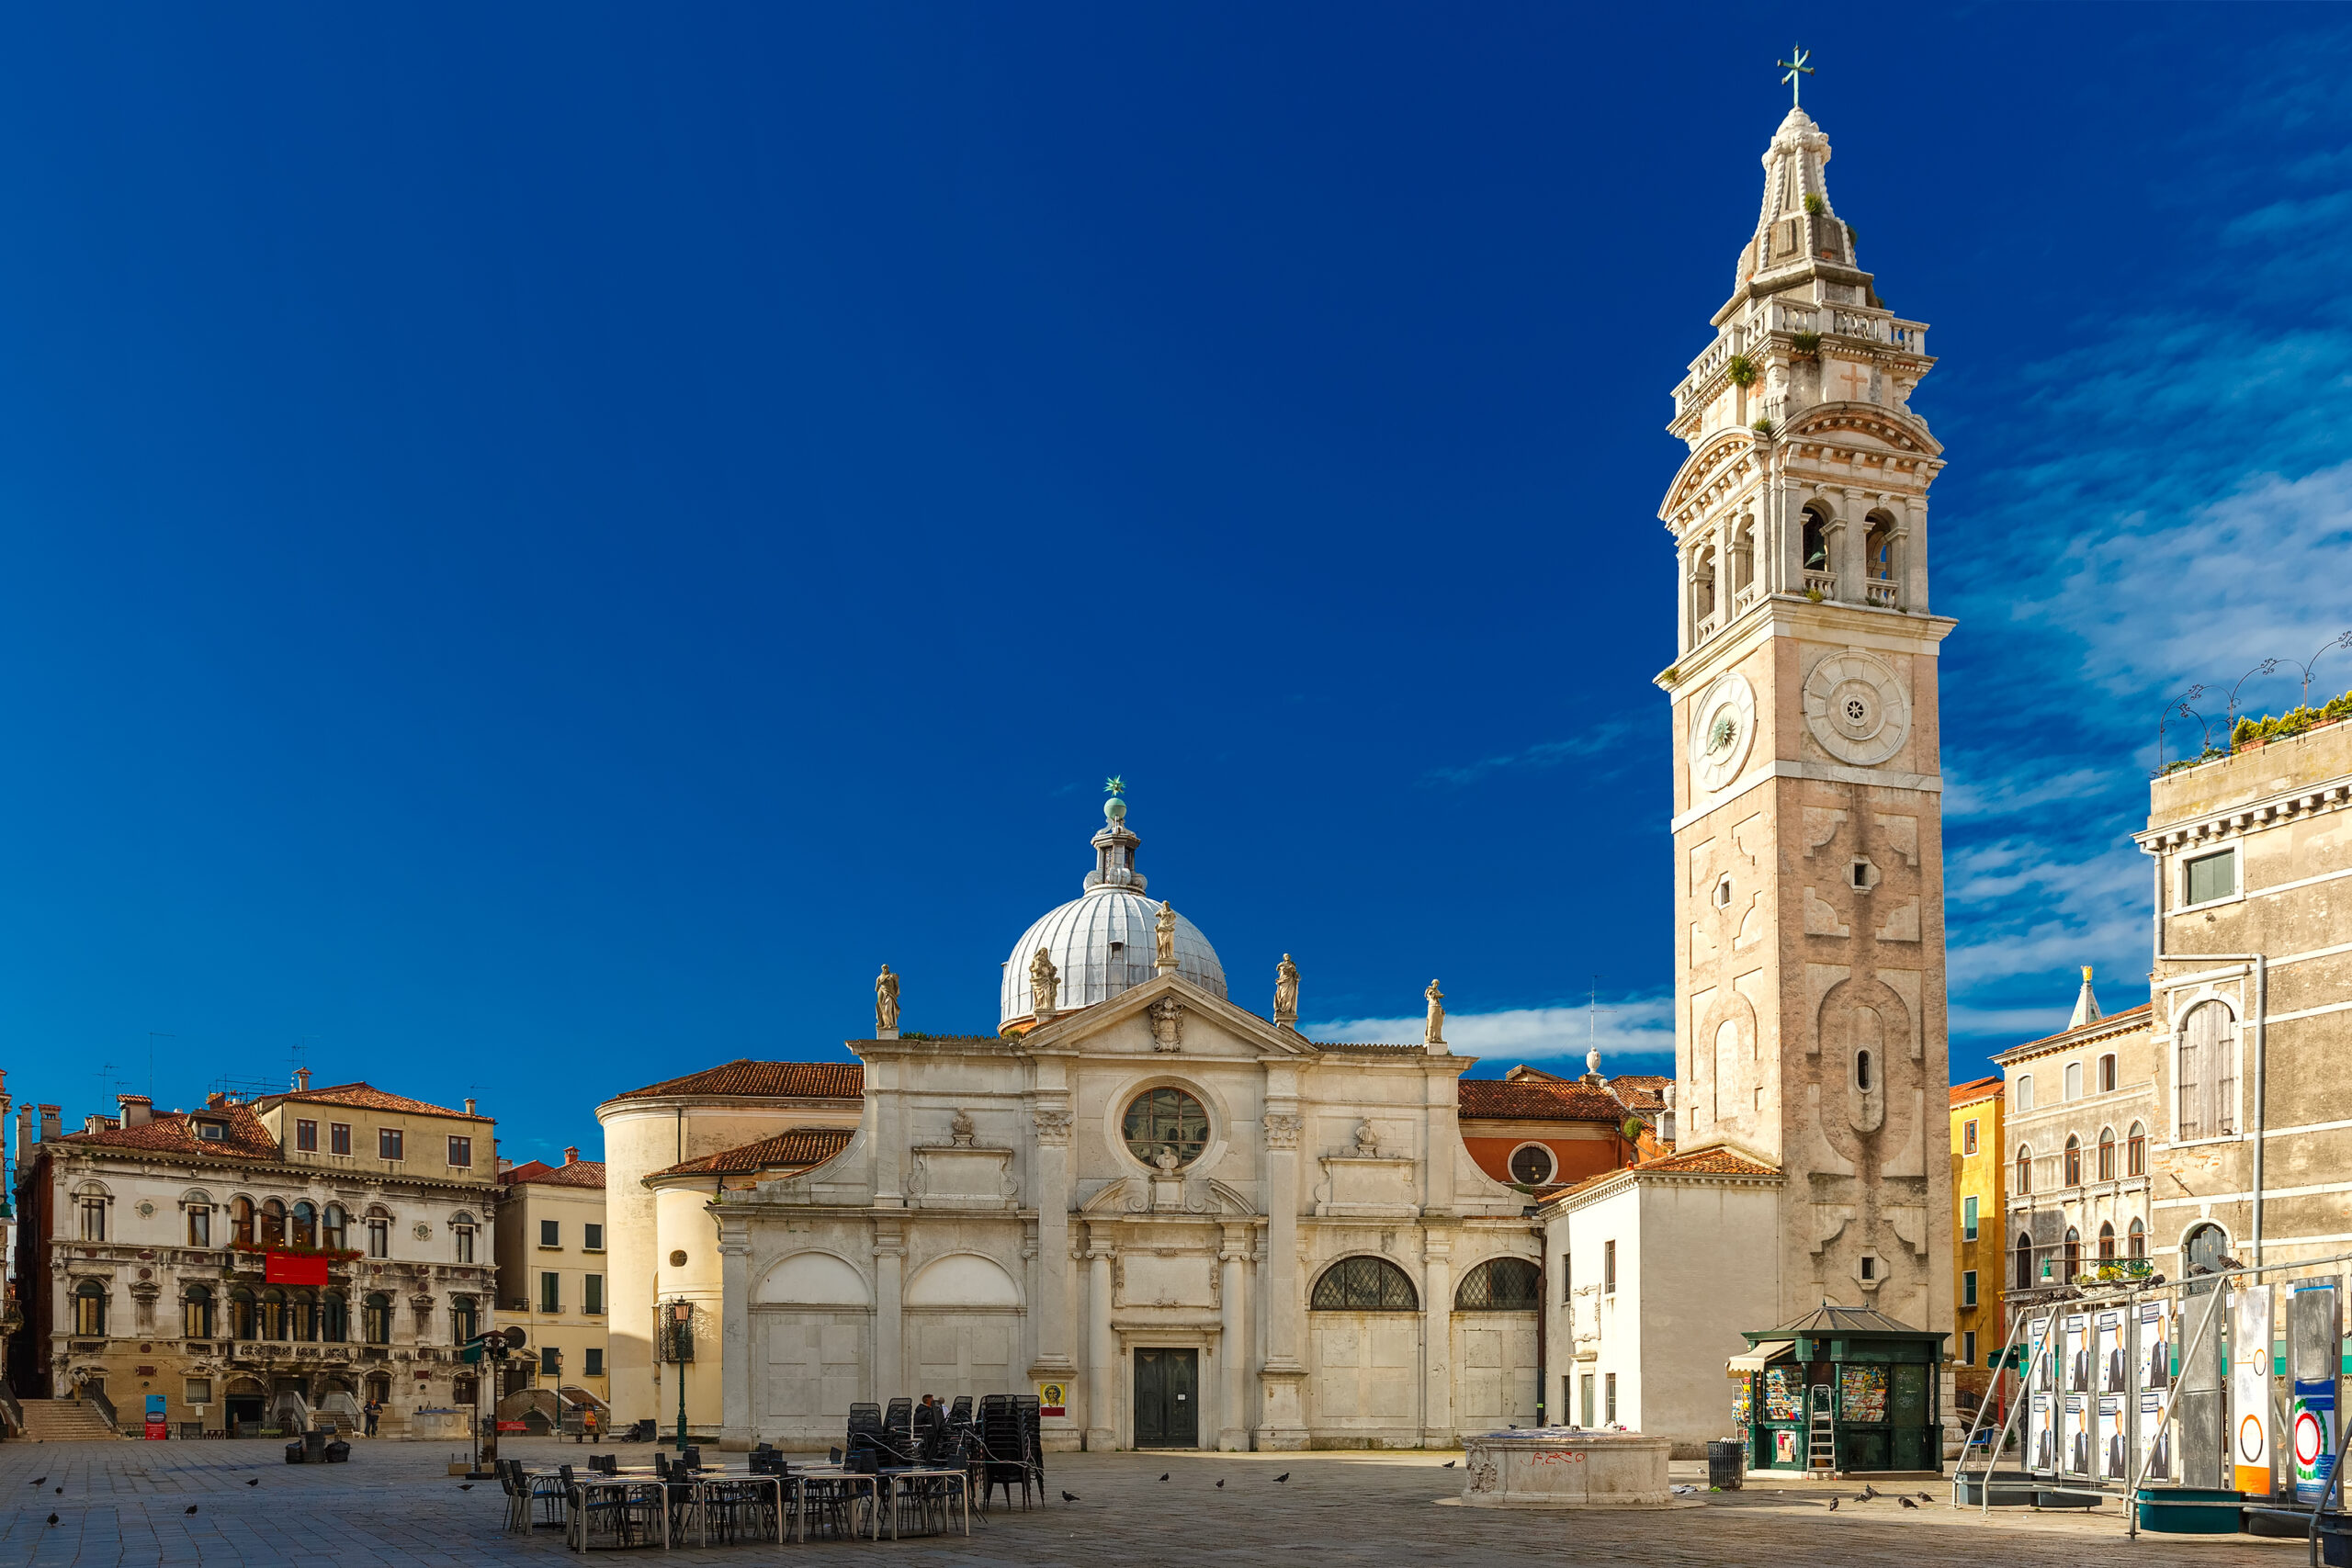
1657 100 1955 1337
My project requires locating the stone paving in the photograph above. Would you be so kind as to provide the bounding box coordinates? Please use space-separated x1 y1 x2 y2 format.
0 1437 2310 1567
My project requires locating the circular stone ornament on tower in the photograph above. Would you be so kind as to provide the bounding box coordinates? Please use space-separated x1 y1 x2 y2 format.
1803 650 1909 766
1688 672 1758 794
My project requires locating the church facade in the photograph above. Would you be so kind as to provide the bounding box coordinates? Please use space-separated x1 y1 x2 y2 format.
1544 97 1959 1456
684 801 1541 1451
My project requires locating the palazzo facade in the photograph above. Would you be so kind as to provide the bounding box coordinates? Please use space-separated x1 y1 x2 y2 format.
616 802 1543 1451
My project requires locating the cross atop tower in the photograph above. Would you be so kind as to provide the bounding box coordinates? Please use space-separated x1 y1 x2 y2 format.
1777 45 1813 107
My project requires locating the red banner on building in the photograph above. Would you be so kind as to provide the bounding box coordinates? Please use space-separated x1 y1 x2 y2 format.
265 1249 331 1286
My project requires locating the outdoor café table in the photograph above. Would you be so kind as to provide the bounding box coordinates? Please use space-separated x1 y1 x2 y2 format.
782 1465 882 1542
877 1467 971 1540
563 1473 670 1553
678 1472 786 1548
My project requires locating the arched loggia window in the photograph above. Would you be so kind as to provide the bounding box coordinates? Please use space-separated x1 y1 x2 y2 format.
1310 1257 1419 1311
1454 1258 1540 1311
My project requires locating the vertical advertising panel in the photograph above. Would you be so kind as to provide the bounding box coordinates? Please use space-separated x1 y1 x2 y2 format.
2064 1313 2090 1393
2291 1280 2341 1506
2101 1394 2127 1481
2098 1310 2125 1393
2026 1314 2056 1475
2063 1391 2090 1476
2234 1286 2274 1495
2140 1299 2172 1391
2140 1391 2174 1481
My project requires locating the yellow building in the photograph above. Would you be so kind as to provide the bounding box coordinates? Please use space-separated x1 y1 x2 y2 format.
493 1148 611 1429
1949 1075 2003 1419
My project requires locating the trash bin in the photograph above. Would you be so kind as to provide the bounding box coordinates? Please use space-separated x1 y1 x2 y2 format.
302 1428 330 1463
1706 1439 1744 1490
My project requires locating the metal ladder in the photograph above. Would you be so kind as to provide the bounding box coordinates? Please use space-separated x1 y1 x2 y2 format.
1808 1385 1837 1473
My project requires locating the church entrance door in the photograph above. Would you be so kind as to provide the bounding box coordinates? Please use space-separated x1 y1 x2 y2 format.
1133 1348 1198 1448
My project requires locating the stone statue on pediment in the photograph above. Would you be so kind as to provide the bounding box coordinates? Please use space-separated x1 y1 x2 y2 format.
1030 948 1060 1016
1155 901 1178 972
874 964 900 1034
1424 979 1446 1046
1273 954 1299 1022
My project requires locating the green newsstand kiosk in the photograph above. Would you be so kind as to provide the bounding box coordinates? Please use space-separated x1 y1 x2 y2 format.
1734 1303 1950 1475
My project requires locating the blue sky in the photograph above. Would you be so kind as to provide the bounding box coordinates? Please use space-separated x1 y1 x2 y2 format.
2 7 2346 1167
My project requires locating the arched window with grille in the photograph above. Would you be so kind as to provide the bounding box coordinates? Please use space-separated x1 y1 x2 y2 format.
2016 1145 2032 1194
2064 1135 2083 1187
230 1197 255 1247
2128 1220 2146 1259
451 1213 477 1264
74 1280 108 1337
2098 1128 2116 1181
2063 1227 2081 1279
322 1203 346 1251
322 1292 349 1343
184 1284 215 1339
259 1288 287 1340
291 1201 318 1248
2098 1222 2116 1261
2127 1123 2146 1177
2014 1233 2034 1291
288 1290 317 1342
451 1294 480 1345
1310 1256 1419 1311
1454 1258 1540 1311
260 1199 287 1247
228 1287 257 1340
363 1292 393 1345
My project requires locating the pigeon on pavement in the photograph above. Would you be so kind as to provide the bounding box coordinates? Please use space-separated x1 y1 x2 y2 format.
1216 1479 1226 1488
29 1477 45 1486
459 1483 474 1491
1273 1473 1289 1483
54 1488 62 1495
1900 1496 1918 1509
1060 1490 1080 1504
185 1506 199 1516
1861 1483 1880 1500
1826 1497 1839 1512
1442 1461 1456 1468
1916 1492 1933 1502
245 1479 261 1487
46 1515 58 1527
1159 1473 1170 1482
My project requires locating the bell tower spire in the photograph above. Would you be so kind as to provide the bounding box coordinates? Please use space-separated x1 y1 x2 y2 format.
1657 95 1956 1357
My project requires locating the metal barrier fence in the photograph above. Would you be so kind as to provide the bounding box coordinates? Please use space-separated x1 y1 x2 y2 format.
1952 1247 2352 1545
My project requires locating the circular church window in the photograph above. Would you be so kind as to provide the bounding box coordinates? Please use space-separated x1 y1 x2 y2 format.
1123 1087 1210 1169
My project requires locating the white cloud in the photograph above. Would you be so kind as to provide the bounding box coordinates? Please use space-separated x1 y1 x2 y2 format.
1307 996 1676 1065
1943 764 2113 821
1419 719 1641 788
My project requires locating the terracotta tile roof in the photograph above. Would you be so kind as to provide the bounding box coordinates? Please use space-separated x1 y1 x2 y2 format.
1608 1074 1672 1107
51 1103 282 1162
1950 1075 2003 1108
1539 1145 1781 1206
1995 1001 2155 1063
1502 1064 1567 1083
607 1061 865 1102
1457 1079 1629 1122
650 1127 854 1179
503 1158 608 1189
254 1081 489 1122
1632 1147 1781 1178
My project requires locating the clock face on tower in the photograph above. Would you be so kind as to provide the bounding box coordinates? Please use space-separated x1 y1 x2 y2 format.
1689 672 1758 794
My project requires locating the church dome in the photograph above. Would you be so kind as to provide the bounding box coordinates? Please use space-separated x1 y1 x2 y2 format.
1000 796 1227 1025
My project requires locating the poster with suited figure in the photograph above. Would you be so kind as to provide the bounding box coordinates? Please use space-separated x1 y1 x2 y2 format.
2140 1301 2171 1391
2140 1391 2174 1481
2030 1391 2056 1474
2102 1396 2128 1479
2064 1392 2090 1476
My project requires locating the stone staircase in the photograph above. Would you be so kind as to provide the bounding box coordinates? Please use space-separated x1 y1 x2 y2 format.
19 1399 124 1441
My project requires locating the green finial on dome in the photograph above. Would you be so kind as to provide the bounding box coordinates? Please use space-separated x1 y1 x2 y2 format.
1103 775 1127 824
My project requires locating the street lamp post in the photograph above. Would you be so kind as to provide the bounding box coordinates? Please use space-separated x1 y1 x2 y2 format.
663 1298 694 1453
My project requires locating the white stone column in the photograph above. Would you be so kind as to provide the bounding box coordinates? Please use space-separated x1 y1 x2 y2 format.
1219 1224 1250 1451
1086 1225 1117 1451
1675 545 1695 654
1029 1100 1074 1380
1257 1094 1308 1450
717 1206 753 1450
1904 494 1931 611
873 1062 904 1207
1420 1231 1453 1448
872 1222 904 1401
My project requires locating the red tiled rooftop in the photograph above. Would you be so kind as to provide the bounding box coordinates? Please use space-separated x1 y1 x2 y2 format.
1950 1075 2003 1108
504 1158 608 1189
607 1061 865 1103
254 1081 489 1122
1457 1079 1629 1122
51 1103 282 1162
650 1127 855 1179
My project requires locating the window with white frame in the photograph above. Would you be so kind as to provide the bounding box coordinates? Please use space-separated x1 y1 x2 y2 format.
2183 847 2237 907
2064 1061 2082 1100
2016 1074 2034 1111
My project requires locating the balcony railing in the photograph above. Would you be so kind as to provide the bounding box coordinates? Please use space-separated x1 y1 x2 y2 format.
1671 298 1932 415
1804 570 1838 597
1864 579 1899 608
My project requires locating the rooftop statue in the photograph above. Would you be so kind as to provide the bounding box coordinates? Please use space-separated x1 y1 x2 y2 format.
875 964 900 1034
1424 979 1446 1047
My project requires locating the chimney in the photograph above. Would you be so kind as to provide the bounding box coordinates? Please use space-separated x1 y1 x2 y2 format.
17 1104 35 1153
293 1066 312 1092
465 1097 477 1116
206 1091 227 1109
85 1113 114 1134
563 1145 579 1165
40 1104 61 1142
117 1094 153 1128
497 1156 514 1176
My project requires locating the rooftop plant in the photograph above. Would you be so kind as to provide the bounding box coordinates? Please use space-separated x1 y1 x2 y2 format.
1804 193 1826 216
1725 354 1758 389
1792 331 1821 357
2231 688 2352 750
